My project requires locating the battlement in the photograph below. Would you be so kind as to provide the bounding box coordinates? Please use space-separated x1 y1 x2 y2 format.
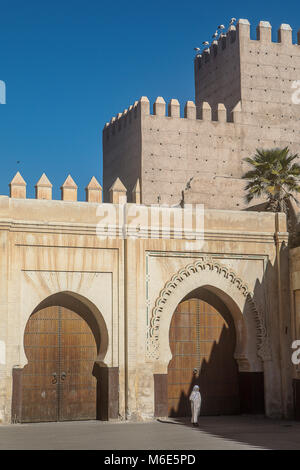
103 17 300 210
195 19 300 69
240 19 300 45
194 24 238 68
194 18 300 119
103 96 239 139
7 172 145 207
103 99 140 135
8 172 103 203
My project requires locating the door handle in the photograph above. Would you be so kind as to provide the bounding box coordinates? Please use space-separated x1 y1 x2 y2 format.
51 372 57 384
61 372 67 381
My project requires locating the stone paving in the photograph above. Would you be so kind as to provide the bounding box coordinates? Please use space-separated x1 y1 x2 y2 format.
0 415 300 450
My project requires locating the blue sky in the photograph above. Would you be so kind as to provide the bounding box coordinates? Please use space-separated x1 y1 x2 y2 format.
0 0 299 200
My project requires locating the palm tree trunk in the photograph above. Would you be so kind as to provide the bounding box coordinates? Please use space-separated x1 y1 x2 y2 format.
268 197 279 212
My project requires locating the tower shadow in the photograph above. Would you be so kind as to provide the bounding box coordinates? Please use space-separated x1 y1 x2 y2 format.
168 321 240 419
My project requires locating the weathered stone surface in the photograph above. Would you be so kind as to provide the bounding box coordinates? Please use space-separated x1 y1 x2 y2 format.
153 97 166 116
109 177 127 204
9 172 26 199
132 178 141 204
35 173 52 200
61 175 78 201
85 176 102 203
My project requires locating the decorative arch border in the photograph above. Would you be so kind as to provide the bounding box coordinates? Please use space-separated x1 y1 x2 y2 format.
146 257 271 361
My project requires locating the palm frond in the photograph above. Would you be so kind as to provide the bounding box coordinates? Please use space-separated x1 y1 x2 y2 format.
242 147 300 210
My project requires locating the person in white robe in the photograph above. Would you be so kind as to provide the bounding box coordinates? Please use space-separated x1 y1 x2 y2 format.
189 385 201 426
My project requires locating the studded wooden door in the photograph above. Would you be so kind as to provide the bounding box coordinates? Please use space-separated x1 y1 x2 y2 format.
21 306 97 422
167 298 240 417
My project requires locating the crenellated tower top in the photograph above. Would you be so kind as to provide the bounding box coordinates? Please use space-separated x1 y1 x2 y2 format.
194 19 300 118
103 17 300 209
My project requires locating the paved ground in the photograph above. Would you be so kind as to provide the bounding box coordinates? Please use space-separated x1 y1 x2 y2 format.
0 415 300 450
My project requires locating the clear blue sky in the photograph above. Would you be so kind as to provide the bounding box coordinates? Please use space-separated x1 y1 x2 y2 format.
0 0 299 200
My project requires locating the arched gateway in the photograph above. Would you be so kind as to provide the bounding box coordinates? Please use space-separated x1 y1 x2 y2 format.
148 258 271 417
12 292 113 423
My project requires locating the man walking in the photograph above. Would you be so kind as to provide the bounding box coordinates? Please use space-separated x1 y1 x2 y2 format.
189 385 201 427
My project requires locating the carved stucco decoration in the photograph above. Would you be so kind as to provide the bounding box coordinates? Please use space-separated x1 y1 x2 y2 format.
146 257 271 361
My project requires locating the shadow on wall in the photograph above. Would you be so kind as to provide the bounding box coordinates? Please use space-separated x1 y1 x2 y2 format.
168 319 240 418
250 239 293 419
245 200 299 249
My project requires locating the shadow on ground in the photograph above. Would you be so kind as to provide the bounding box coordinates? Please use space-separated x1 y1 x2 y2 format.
157 415 300 450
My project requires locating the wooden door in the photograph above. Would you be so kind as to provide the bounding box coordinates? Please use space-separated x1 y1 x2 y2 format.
22 306 97 422
167 298 240 417
22 306 59 422
59 307 97 421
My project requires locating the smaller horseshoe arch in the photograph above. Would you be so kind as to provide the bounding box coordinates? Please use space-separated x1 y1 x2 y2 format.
150 258 269 417
147 258 271 369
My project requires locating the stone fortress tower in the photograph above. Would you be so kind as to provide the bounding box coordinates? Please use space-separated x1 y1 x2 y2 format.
103 19 300 210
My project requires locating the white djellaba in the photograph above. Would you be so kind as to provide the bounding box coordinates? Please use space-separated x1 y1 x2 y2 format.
189 385 201 426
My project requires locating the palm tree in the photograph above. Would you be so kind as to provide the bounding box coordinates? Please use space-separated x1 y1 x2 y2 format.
242 147 300 214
